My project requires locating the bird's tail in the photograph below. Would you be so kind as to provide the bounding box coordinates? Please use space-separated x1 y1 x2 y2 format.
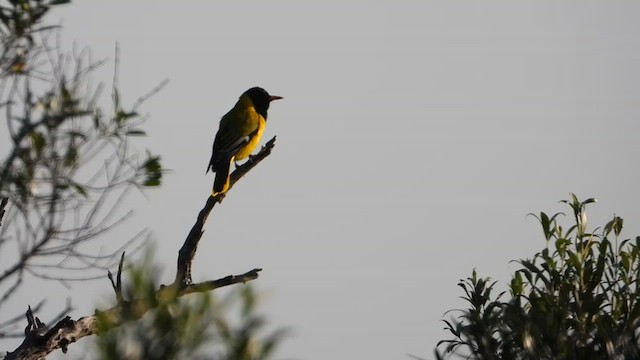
211 157 233 196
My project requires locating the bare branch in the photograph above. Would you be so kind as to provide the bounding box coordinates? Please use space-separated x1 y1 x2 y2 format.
132 79 169 111
0 197 7 227
4 269 261 360
0 22 166 340
0 301 44 338
174 136 276 286
107 252 125 304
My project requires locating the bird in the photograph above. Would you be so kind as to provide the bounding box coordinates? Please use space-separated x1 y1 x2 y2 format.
206 87 282 196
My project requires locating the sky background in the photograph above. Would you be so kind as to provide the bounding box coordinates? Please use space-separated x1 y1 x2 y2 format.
2 1 640 359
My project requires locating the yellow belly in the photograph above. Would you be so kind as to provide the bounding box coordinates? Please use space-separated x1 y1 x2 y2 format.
234 116 265 161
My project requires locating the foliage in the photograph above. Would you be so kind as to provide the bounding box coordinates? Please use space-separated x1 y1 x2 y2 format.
436 195 640 360
96 258 286 360
0 0 164 338
0 3 283 359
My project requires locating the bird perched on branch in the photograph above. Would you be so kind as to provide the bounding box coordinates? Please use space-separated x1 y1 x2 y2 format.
206 87 282 196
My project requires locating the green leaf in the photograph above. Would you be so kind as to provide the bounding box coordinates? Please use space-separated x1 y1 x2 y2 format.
540 212 552 240
64 146 78 166
570 193 579 206
112 88 120 110
620 252 630 274
115 110 138 125
511 271 524 296
556 238 569 258
30 131 46 155
126 129 146 136
93 111 102 129
71 182 87 197
139 154 163 187
567 251 582 272
613 216 623 237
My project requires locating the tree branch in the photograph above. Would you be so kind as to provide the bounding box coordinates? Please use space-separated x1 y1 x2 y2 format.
0 197 7 228
3 268 261 360
174 136 276 286
5 136 275 359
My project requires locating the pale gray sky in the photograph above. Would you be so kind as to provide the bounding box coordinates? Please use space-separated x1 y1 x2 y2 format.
3 1 640 359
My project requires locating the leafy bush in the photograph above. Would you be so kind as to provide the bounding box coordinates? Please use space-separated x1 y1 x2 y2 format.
437 195 640 360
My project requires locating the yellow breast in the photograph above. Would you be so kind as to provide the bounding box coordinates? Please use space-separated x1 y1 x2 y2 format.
234 110 265 161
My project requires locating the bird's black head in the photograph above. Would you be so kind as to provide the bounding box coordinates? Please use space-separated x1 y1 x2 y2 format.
244 87 282 119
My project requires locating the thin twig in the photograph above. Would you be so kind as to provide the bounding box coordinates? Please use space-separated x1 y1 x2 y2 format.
0 197 7 227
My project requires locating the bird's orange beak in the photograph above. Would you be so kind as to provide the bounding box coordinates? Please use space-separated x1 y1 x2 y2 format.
269 95 283 101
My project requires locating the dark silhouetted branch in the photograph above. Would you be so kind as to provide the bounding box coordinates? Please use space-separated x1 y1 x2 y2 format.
107 252 125 304
4 269 260 360
174 136 276 286
5 133 274 358
0 198 7 227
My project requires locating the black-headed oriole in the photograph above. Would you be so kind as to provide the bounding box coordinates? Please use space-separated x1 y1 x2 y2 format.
206 87 282 195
